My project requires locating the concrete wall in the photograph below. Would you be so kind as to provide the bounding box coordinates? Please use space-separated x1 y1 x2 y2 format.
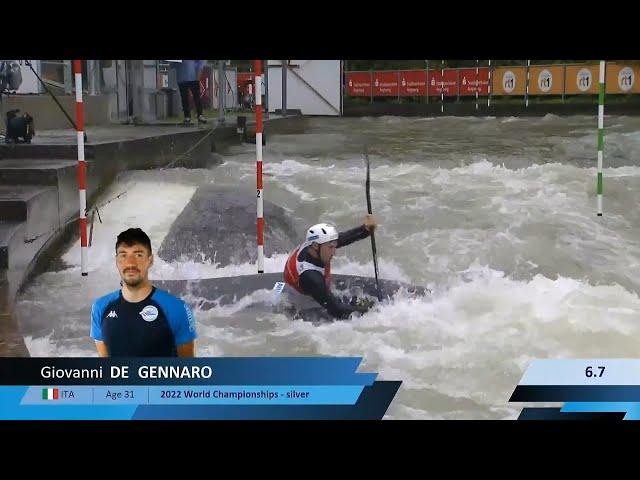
2 94 111 130
0 115 309 357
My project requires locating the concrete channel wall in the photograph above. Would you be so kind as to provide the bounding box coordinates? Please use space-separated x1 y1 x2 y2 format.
0 115 309 356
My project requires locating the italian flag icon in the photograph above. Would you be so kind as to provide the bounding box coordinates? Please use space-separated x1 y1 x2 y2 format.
42 388 59 400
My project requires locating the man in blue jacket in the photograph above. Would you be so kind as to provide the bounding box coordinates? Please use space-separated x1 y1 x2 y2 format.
176 60 206 125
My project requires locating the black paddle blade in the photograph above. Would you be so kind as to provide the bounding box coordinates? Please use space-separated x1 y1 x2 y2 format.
365 151 373 214
364 148 382 302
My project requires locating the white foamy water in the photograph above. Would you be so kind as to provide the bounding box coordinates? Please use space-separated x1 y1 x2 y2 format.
15 115 640 419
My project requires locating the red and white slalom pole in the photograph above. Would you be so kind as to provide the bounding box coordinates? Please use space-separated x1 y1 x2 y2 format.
440 60 444 113
74 60 88 277
255 60 264 273
488 60 492 107
475 60 479 110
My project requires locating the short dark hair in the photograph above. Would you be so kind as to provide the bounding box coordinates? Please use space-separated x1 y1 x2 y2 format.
115 228 152 254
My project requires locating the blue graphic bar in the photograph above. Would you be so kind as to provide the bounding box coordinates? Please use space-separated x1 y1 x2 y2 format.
0 382 400 420
147 386 364 405
510 385 640 402
518 359 640 386
0 357 400 420
21 386 92 405
561 402 636 413
1 387 137 420
9 385 365 406
561 402 640 420
93 387 149 405
0 357 377 386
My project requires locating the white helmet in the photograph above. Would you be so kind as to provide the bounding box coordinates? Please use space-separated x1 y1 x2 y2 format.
306 223 339 245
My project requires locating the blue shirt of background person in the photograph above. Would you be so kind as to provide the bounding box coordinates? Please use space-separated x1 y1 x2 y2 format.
176 60 205 84
90 228 197 357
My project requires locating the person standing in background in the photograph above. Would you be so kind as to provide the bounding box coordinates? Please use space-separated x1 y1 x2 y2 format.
176 60 207 125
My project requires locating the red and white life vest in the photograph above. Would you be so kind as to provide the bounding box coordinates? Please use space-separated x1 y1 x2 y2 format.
284 244 331 293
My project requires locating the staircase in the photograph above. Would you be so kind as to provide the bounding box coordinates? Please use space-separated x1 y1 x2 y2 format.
0 150 95 356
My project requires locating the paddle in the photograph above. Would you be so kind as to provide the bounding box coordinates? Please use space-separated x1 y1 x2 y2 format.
364 148 383 302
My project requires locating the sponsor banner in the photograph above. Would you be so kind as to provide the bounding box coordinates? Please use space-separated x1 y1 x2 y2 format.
565 65 598 94
529 66 565 95
372 71 399 97
398 70 428 96
428 69 458 96
492 67 527 96
346 71 372 96
605 63 640 94
458 68 489 96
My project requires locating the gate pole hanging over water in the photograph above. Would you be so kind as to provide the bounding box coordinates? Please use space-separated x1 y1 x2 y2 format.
74 60 88 276
475 60 479 110
487 60 492 107
597 60 606 216
525 60 531 107
440 60 444 113
255 60 265 272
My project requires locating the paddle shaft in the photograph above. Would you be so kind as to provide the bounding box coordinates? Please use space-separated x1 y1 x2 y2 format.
365 153 383 302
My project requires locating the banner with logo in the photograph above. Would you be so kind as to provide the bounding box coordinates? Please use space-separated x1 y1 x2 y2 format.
372 71 399 97
564 65 598 94
605 63 640 94
458 68 490 96
528 66 565 95
428 69 459 96
398 70 428 96
492 67 527 96
344 62 640 98
346 71 372 96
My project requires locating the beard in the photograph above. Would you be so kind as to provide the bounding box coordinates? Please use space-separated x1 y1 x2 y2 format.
122 277 143 287
121 269 144 287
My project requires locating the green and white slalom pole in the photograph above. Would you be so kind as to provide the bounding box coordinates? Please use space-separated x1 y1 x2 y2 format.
597 60 605 217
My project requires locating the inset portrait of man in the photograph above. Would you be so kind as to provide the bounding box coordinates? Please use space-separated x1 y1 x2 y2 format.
90 228 197 357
